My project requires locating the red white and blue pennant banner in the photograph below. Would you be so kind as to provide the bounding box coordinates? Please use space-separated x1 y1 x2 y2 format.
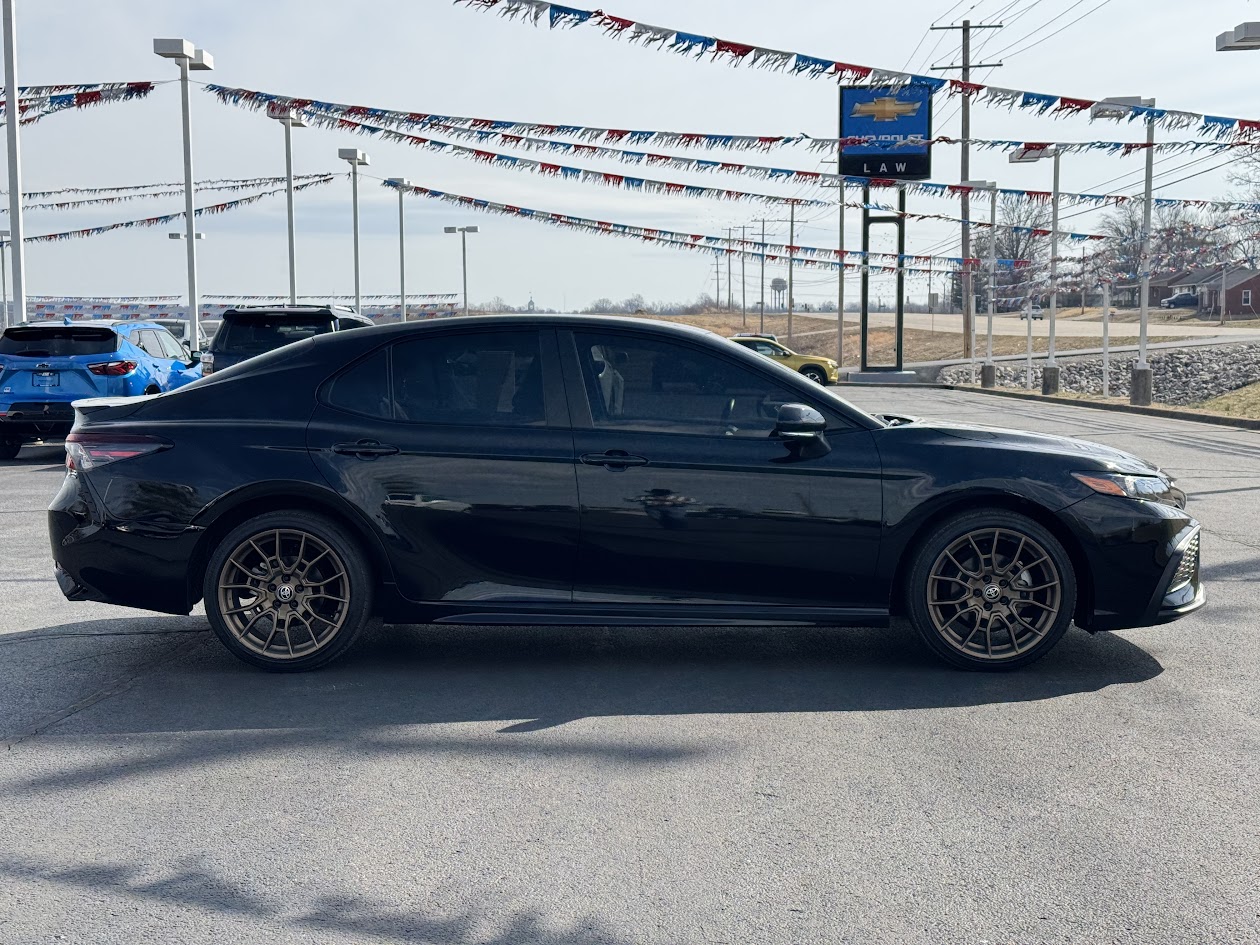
6 174 337 212
207 85 1260 213
2 177 334 246
382 180 1034 273
457 0 1260 139
1 81 159 126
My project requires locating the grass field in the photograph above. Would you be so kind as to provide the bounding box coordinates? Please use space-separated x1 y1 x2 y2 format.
1194 381 1260 418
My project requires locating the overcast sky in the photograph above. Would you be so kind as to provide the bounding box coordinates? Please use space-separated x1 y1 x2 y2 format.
6 0 1260 311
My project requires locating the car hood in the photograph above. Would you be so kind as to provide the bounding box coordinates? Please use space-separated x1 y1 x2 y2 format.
886 418 1160 474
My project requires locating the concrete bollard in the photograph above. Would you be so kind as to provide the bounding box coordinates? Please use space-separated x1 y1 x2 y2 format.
980 363 996 389
1130 366 1153 406
1041 364 1061 396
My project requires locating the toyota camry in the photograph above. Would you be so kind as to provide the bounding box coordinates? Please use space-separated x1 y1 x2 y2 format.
48 316 1204 672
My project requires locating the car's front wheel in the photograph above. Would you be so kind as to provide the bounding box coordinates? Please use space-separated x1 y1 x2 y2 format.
0 437 20 460
203 510 373 672
906 509 1076 671
800 366 827 384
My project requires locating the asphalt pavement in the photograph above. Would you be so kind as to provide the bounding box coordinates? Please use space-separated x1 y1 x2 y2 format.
1 390 1257 945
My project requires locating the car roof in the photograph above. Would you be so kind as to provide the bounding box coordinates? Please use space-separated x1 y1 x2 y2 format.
221 305 359 318
18 319 161 331
305 314 721 346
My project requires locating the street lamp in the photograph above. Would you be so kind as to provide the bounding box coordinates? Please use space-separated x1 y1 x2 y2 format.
964 180 999 388
444 225 479 315
385 178 413 322
153 38 213 351
338 148 370 315
268 104 307 305
1092 96 1157 406
1009 145 1062 394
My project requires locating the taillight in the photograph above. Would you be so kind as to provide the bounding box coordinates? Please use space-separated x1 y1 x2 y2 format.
200 351 214 375
65 432 168 472
87 360 138 377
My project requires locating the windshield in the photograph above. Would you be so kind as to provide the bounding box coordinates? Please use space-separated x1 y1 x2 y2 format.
0 326 119 358
212 315 333 356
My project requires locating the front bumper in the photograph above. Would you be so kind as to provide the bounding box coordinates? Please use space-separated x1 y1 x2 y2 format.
1063 495 1205 632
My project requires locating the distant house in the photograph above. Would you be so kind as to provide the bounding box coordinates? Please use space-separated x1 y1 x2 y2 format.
1169 267 1260 318
1147 268 1194 307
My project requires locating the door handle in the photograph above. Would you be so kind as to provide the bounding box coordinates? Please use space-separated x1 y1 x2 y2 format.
332 439 400 459
580 450 649 469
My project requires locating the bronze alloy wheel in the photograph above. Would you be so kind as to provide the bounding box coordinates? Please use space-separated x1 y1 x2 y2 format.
925 526 1064 662
215 527 351 661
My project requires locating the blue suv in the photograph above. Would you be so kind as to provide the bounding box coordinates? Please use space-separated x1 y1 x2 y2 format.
0 319 202 459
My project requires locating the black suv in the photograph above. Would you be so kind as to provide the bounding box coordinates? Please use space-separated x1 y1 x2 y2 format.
201 305 374 375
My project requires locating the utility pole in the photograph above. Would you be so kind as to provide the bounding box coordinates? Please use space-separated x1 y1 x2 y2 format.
714 252 721 311
726 227 733 311
931 18 1002 358
759 219 766 333
740 225 747 328
836 82 845 369
787 200 795 339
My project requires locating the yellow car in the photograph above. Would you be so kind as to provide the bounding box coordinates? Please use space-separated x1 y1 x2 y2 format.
728 333 839 385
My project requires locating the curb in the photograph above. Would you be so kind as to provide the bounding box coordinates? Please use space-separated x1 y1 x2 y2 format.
945 385 1260 431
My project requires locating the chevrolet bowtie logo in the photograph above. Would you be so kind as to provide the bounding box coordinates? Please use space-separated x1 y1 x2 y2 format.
851 97 921 122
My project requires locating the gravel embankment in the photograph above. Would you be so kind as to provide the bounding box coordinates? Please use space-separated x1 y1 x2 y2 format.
938 342 1260 406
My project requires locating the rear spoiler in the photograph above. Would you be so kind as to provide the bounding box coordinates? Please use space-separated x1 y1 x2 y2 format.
71 395 154 426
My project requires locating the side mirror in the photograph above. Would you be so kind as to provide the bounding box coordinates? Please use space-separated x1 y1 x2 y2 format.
775 403 827 439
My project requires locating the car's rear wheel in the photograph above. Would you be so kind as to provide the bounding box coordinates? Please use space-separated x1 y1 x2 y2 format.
0 437 21 460
800 366 827 384
906 510 1076 671
203 511 373 672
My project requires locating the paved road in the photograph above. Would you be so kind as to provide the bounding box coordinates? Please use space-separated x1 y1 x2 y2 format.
1 392 1257 945
799 309 1258 339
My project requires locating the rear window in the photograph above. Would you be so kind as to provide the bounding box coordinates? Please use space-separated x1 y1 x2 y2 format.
0 326 119 357
212 315 333 356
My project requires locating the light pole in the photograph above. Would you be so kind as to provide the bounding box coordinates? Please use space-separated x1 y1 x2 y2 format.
444 226 479 315
1092 96 1156 405
385 178 413 321
4 2 27 327
268 104 306 305
964 180 999 388
0 229 8 329
154 38 213 349
1008 146 1062 394
338 149 370 314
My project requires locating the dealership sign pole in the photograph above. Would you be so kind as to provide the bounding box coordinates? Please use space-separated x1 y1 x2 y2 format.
841 84 933 377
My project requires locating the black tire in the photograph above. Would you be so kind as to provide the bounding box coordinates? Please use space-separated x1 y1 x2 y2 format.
800 366 827 385
905 509 1076 671
0 438 20 460
203 510 373 672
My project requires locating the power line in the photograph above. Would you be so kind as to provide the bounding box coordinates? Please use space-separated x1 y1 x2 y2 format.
994 0 1117 60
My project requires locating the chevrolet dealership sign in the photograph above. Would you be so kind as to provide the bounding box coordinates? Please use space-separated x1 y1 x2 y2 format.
840 86 934 180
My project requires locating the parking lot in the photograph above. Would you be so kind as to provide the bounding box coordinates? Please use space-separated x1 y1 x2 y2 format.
1 387 1256 944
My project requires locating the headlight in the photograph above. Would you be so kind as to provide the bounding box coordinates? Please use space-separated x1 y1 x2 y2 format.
1072 471 1186 508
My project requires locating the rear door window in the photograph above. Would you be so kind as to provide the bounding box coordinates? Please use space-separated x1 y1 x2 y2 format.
155 329 188 361
391 331 545 426
214 315 333 356
0 326 119 357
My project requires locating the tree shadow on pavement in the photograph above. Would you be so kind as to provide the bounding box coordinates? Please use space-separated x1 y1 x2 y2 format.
0 853 641 945
1 616 1165 796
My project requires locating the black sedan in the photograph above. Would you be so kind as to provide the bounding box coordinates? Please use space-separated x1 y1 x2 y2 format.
48 316 1204 672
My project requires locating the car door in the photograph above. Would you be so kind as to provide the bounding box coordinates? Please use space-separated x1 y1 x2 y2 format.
306 327 580 608
129 329 172 390
559 328 884 614
153 328 201 389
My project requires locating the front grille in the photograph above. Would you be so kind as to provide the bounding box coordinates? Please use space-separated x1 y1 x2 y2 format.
1169 531 1200 592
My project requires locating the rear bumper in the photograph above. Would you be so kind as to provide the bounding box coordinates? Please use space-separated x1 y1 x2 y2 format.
49 475 203 615
0 402 75 439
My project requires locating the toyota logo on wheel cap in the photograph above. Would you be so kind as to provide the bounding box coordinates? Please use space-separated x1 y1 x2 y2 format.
277 584 294 602
983 584 1001 602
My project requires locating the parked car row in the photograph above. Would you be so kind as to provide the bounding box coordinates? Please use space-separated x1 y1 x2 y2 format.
1 305 374 459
